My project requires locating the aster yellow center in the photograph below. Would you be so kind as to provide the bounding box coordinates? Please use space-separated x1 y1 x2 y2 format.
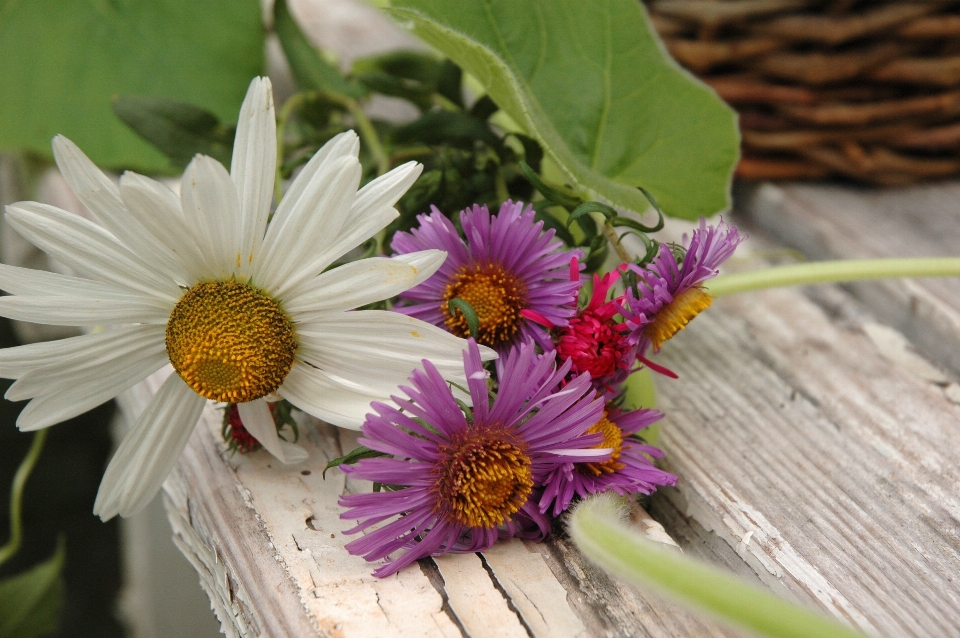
435 430 533 529
643 286 714 350
441 264 527 347
166 280 297 403
579 412 625 476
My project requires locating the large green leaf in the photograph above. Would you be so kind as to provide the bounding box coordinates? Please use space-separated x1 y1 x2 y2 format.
387 0 739 219
0 539 64 638
0 0 264 172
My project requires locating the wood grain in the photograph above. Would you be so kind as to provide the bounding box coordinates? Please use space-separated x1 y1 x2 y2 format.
651 275 960 636
155 374 737 637
737 181 960 376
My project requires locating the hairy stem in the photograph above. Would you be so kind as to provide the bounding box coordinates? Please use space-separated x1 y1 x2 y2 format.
602 222 633 263
707 257 960 297
569 495 868 638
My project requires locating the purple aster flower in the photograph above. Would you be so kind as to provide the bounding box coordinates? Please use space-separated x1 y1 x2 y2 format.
390 201 582 352
339 340 606 577
619 218 744 356
539 406 677 516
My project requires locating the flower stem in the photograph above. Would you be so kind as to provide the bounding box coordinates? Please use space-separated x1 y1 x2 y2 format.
275 91 309 205
0 429 47 567
707 257 960 298
569 494 869 638
602 222 633 264
342 98 390 176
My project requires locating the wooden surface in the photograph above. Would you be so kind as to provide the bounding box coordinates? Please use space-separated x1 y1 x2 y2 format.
157 370 742 638
148 181 960 637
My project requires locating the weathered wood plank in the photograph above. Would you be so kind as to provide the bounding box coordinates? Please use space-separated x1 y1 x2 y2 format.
156 372 736 637
651 279 960 636
736 180 960 376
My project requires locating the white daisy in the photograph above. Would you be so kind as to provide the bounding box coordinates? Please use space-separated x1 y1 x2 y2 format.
0 77 494 520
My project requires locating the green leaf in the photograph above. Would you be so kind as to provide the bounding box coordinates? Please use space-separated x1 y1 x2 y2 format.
387 0 739 219
569 496 869 638
0 0 263 172
0 538 65 638
112 96 236 168
323 446 387 478
274 0 367 100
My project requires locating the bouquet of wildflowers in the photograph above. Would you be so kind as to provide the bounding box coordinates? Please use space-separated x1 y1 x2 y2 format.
3 0 957 636
330 197 742 575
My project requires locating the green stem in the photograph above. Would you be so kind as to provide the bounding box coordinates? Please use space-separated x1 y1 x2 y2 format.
707 257 960 297
341 98 390 176
275 92 309 205
602 222 633 263
569 495 869 638
0 429 48 567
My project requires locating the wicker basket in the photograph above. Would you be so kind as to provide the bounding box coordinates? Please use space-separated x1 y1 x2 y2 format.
646 0 960 185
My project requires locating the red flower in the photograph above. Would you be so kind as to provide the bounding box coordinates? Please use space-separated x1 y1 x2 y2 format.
556 266 634 388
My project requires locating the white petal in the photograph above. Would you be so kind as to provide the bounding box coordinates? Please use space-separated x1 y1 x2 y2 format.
313 366 411 400
283 250 446 317
93 374 205 520
7 328 166 400
0 325 161 378
16 347 169 430
236 399 304 465
4 202 180 301
119 172 207 284
52 136 187 283
231 77 277 276
297 309 493 372
308 161 422 273
0 262 140 299
254 156 361 295
0 295 170 326
278 362 380 430
270 131 358 237
180 155 241 279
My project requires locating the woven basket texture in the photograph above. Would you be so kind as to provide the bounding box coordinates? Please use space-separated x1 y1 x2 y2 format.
645 0 960 185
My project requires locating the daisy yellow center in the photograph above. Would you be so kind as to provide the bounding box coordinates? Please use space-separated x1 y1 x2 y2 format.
435 430 533 529
441 264 527 347
643 286 714 350
166 281 297 403
579 412 625 476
